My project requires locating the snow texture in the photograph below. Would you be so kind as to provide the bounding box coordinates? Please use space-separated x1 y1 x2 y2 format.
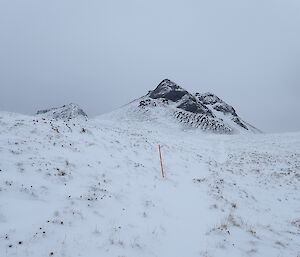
0 106 299 257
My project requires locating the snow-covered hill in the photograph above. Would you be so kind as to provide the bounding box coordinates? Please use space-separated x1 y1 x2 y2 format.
0 109 299 257
36 103 88 121
107 79 261 134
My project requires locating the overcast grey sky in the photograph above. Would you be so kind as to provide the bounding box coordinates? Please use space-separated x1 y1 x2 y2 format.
0 0 299 133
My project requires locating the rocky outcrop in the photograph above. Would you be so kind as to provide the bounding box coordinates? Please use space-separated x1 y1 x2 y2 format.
149 79 189 101
177 97 214 117
195 92 237 116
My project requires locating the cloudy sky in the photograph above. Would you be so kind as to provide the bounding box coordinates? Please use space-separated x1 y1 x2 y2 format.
0 0 299 132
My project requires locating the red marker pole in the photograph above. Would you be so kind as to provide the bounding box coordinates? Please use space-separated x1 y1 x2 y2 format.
158 145 165 178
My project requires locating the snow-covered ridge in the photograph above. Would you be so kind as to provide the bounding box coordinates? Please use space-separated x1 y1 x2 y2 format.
36 103 88 121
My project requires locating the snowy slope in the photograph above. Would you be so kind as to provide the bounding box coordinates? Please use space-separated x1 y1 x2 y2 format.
0 110 299 257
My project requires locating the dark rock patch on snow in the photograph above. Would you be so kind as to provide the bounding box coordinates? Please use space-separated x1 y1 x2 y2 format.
195 92 238 117
177 97 214 117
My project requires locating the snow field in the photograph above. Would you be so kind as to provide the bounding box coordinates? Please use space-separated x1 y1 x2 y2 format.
0 112 299 257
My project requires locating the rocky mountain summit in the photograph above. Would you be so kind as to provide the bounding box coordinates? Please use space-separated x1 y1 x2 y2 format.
36 103 88 120
137 79 260 134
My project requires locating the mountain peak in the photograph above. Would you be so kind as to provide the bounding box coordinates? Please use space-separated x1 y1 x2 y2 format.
149 79 189 101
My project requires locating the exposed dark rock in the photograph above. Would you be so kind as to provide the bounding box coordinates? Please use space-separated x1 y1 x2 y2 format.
177 97 214 117
195 92 238 117
173 110 232 133
213 103 237 117
195 92 220 105
149 79 189 102
232 117 249 130
139 99 157 108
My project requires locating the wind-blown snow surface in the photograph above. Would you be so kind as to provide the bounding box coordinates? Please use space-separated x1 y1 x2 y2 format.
0 111 299 257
